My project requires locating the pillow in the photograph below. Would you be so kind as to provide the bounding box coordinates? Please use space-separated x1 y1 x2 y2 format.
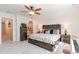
50 29 53 34
53 29 59 34
43 30 47 33
45 30 50 34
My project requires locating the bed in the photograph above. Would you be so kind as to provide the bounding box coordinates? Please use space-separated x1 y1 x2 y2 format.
28 24 61 51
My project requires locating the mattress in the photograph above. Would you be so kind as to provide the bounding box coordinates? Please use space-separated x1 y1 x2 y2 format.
29 33 60 45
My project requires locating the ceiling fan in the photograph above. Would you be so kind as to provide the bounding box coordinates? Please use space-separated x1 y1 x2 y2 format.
22 5 42 15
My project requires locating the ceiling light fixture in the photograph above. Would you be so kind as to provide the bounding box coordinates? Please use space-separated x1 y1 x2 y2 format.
29 11 34 15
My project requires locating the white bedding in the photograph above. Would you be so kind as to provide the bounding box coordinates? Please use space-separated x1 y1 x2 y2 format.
30 33 60 45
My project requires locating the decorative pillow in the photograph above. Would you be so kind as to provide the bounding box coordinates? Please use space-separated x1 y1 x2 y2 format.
53 29 59 34
43 30 47 33
50 29 53 34
45 30 50 34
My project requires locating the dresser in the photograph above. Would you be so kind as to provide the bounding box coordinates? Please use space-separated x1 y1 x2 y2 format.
61 34 70 44
20 24 27 41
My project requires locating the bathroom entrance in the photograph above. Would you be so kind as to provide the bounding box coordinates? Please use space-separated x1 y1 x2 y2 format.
1 17 13 43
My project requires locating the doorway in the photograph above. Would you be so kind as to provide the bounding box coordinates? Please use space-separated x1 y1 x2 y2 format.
1 17 13 43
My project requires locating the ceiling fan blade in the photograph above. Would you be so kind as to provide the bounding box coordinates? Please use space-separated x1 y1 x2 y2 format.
30 6 34 10
24 5 31 10
35 12 41 15
35 8 42 11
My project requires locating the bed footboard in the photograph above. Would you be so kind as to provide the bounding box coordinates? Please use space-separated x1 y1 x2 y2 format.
28 38 55 51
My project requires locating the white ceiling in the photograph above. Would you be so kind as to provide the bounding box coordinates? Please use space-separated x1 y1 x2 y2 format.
0 4 29 16
0 4 79 17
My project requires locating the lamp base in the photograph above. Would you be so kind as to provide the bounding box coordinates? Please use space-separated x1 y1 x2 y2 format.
65 33 67 35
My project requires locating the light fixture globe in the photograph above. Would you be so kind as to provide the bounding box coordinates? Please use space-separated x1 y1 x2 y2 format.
29 11 34 15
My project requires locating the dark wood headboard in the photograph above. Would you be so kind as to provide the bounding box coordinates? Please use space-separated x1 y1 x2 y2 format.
42 24 61 34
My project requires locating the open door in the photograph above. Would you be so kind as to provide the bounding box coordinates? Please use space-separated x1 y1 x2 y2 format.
1 17 13 43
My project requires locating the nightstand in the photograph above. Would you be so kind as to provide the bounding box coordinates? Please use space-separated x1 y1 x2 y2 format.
61 34 70 44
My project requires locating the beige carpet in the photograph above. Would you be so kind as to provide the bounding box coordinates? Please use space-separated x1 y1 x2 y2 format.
0 40 71 54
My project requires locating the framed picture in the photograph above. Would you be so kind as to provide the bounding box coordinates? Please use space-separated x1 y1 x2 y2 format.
28 20 33 34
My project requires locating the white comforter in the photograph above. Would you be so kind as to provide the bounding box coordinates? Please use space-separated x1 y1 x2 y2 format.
30 33 60 45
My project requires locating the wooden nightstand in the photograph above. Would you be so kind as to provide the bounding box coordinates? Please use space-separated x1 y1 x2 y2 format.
61 34 70 44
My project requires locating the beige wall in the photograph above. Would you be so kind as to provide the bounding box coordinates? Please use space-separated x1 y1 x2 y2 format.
34 5 79 34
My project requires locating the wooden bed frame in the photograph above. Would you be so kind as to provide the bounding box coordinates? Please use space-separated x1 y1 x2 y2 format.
28 24 61 51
